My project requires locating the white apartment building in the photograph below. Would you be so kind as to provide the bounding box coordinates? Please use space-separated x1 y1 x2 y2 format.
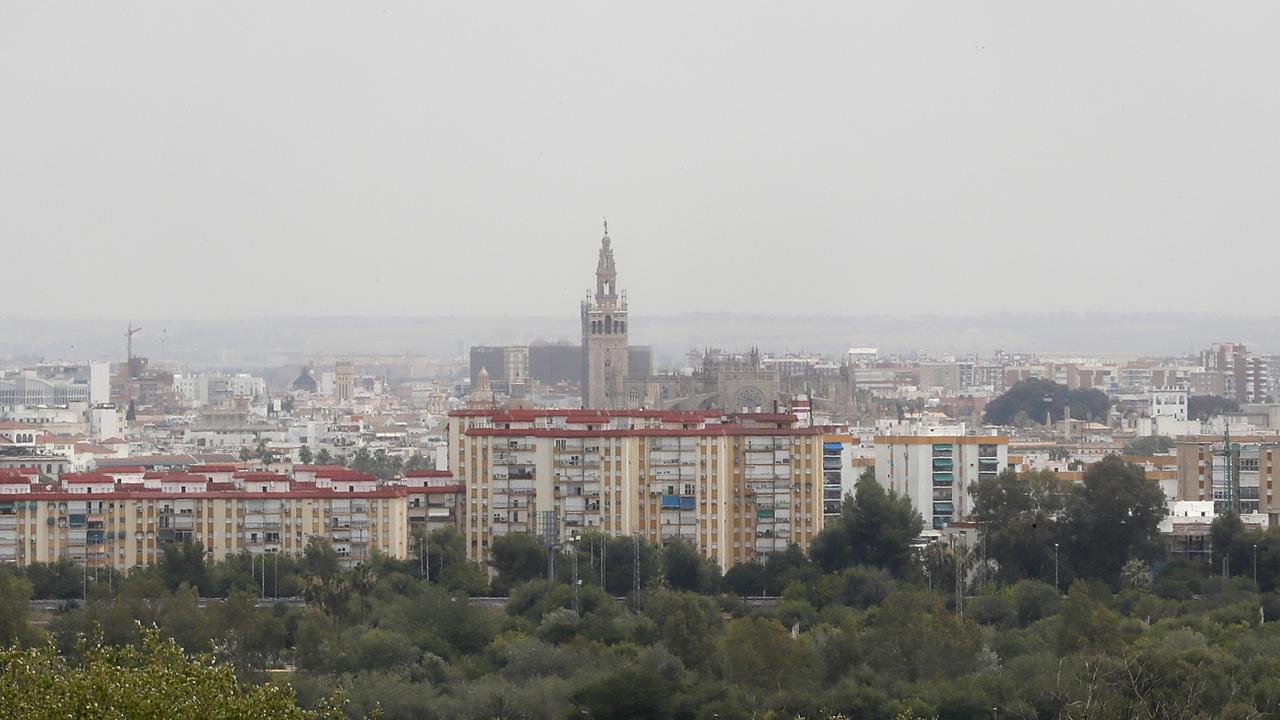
875 434 1009 530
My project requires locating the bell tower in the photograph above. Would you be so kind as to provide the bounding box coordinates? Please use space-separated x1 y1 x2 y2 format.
581 219 629 408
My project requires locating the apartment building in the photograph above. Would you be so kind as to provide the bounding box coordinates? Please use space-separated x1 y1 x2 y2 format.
449 409 826 570
400 469 464 535
0 465 409 569
874 434 1009 530
1176 437 1280 516
821 434 859 519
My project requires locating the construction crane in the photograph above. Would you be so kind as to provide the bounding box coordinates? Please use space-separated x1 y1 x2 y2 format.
125 324 142 405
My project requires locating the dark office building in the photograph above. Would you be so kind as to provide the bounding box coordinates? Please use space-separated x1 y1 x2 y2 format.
469 346 507 389
529 342 583 387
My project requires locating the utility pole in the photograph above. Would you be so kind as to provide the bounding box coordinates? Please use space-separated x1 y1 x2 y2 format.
632 536 641 612
1054 543 1060 592
572 546 580 614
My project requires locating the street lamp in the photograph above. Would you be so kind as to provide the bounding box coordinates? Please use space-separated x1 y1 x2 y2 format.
1054 543 1060 591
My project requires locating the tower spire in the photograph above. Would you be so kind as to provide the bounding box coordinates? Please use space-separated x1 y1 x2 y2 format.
595 220 617 302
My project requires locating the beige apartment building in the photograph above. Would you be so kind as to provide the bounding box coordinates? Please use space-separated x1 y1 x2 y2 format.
0 466 410 569
449 409 826 570
1176 436 1280 517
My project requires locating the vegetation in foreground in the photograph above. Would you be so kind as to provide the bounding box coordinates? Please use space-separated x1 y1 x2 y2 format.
2 458 1280 718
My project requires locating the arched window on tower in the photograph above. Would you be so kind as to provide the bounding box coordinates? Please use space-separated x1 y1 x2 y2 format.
619 321 626 334
604 315 612 334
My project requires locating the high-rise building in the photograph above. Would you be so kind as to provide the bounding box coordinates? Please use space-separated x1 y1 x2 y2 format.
875 433 1009 530
449 408 826 570
468 346 529 394
581 222 629 409
334 361 355 404
529 342 584 388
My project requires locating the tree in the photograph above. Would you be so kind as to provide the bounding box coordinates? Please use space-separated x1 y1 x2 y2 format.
719 616 811 695
1125 435 1175 455
970 469 1069 584
159 539 211 594
642 591 723 669
663 538 722 594
811 473 923 576
0 569 38 647
489 533 548 594
315 448 332 465
0 627 346 719
1064 455 1168 587
984 378 1110 426
575 665 678 720
1188 394 1239 421
298 445 313 464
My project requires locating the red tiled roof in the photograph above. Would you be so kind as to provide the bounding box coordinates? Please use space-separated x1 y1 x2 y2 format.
466 426 827 438
233 471 290 481
189 464 238 473
64 476 116 484
0 486 412 501
406 484 464 494
403 470 451 478
449 408 721 422
726 413 798 423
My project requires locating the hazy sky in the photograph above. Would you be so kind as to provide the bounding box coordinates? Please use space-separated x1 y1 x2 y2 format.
4 3 1279 319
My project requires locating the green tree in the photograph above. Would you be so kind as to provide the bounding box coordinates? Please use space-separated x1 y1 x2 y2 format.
811 473 923 576
298 445 313 464
1188 394 1239 421
0 569 38 647
489 533 549 594
1125 435 1175 455
159 539 211 594
719 616 811 696
1064 455 1168 587
642 590 723 668
984 378 1110 425
971 469 1069 584
663 538 722 594
0 627 346 719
